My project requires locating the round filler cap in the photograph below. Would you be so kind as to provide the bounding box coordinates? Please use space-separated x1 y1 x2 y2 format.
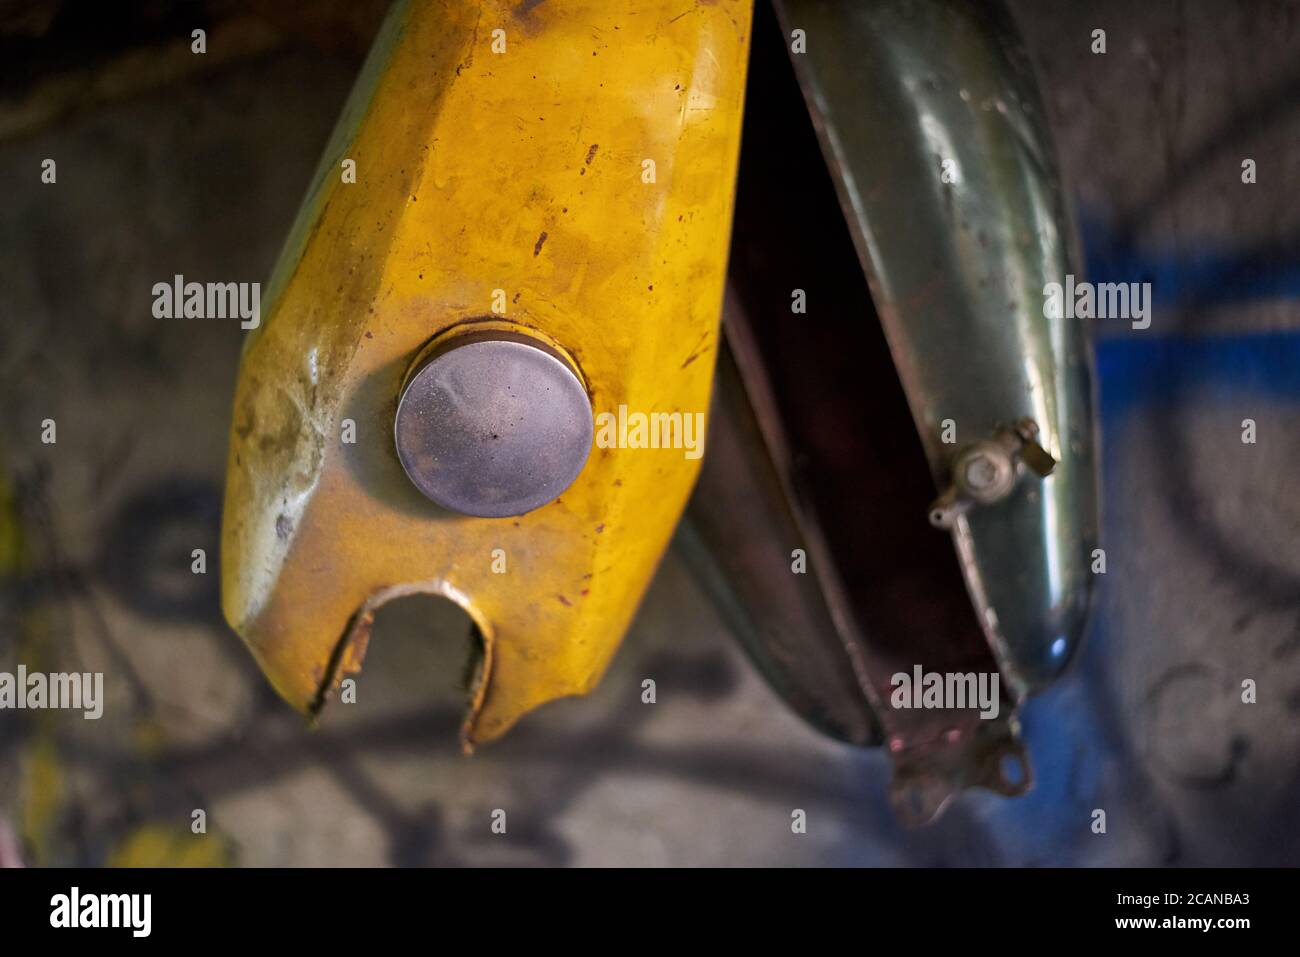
394 332 594 518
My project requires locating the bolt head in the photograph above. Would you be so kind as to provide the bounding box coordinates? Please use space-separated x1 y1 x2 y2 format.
957 443 1015 503
963 452 1001 491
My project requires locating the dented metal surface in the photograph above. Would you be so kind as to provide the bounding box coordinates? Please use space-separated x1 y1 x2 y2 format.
221 0 753 745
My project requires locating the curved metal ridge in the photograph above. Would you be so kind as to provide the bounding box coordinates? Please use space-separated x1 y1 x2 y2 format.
777 0 1100 697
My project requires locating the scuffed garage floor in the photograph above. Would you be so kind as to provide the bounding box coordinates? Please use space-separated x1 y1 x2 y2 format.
1 0 1298 866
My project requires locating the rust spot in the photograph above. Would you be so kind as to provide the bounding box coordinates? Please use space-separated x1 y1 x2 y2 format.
533 231 548 256
595 523 605 533
680 349 710 369
364 330 373 339
680 330 711 369
556 594 572 607
275 514 292 541
234 408 255 441
309 603 376 718
585 144 599 165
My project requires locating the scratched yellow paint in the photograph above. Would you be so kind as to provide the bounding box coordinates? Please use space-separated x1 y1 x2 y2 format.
222 0 752 744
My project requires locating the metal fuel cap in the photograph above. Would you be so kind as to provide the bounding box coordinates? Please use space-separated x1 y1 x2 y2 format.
394 328 594 518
